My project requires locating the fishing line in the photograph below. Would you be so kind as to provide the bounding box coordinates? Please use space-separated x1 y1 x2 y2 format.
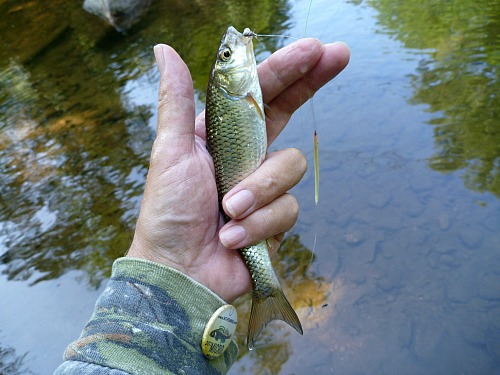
304 0 314 37
255 0 320 207
300 0 320 279
298 0 347 277
317 0 345 41
255 34 299 41
253 0 326 279
304 232 318 277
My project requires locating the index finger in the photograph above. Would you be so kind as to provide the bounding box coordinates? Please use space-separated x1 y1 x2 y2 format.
258 38 324 103
258 40 350 144
195 40 350 143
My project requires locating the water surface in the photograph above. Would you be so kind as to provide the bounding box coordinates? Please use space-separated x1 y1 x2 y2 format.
0 0 498 373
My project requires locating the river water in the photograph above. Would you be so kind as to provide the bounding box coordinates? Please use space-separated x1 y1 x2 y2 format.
0 0 499 374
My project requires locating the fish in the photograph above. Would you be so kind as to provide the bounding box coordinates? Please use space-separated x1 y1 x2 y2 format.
205 26 303 349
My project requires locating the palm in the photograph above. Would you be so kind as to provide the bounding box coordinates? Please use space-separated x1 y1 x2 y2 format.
140 125 253 301
129 39 350 302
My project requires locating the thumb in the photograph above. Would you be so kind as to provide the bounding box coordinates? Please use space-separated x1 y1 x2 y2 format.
153 44 195 159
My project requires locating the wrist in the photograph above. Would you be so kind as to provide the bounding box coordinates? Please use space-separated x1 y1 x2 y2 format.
126 236 218 297
127 235 187 273
126 230 251 302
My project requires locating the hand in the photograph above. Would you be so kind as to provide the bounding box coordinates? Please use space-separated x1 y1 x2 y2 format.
127 39 350 302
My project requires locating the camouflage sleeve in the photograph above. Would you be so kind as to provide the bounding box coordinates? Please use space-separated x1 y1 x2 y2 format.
54 257 238 374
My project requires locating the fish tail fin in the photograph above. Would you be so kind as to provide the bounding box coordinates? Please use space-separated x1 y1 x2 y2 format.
247 287 303 349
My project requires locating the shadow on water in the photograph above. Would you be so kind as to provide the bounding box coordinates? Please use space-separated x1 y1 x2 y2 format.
362 0 500 197
0 0 292 286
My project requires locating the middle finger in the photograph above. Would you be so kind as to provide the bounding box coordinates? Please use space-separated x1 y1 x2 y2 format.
222 148 307 219
219 193 299 250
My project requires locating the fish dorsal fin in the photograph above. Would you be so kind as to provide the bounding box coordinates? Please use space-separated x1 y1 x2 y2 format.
244 91 265 121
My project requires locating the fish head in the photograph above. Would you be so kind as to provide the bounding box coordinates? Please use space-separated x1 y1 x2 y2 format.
210 26 260 98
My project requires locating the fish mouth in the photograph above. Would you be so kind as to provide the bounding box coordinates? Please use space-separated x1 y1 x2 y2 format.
242 28 257 45
223 26 254 47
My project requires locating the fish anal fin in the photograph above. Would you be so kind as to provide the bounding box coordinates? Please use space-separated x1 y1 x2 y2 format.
247 287 303 349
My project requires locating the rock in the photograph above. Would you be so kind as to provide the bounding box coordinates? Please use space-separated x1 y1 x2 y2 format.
404 194 424 218
438 213 450 230
376 270 403 292
329 211 352 228
461 322 486 346
83 0 154 32
358 239 378 263
426 247 462 269
486 327 500 359
412 320 447 361
381 239 398 259
367 191 391 209
398 320 413 348
459 225 482 249
445 275 473 303
482 211 500 232
478 272 500 301
410 171 434 193
376 212 403 231
344 229 365 245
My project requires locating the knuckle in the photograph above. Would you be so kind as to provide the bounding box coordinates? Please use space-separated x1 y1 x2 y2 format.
297 150 308 174
285 193 300 221
288 147 307 173
260 171 280 192
245 193 299 244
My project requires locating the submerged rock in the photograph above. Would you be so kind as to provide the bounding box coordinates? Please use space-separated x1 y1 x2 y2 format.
477 272 500 301
412 320 448 361
83 0 154 32
459 224 482 249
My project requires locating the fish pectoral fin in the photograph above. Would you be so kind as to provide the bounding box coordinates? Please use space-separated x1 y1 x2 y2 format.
244 91 265 121
247 287 303 350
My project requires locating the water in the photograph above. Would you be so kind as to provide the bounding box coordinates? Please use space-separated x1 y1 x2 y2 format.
0 0 499 373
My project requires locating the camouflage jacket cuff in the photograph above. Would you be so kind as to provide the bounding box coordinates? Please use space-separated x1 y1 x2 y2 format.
57 257 238 374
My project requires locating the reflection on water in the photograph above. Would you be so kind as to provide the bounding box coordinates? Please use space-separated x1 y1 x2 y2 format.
83 0 155 32
0 0 291 286
366 0 500 197
1 0 499 373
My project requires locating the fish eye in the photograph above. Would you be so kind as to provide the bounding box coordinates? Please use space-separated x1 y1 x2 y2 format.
219 48 232 62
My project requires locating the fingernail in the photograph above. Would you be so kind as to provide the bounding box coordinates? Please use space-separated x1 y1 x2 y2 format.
153 44 166 76
225 190 254 217
219 225 246 248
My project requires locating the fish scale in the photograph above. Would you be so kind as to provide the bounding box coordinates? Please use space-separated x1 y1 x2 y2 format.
206 79 266 201
242 242 276 299
206 26 303 349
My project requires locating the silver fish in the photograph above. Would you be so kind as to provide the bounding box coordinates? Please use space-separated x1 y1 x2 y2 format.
205 26 303 349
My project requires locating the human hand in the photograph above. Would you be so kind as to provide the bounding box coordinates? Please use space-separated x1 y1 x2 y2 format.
127 39 350 302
